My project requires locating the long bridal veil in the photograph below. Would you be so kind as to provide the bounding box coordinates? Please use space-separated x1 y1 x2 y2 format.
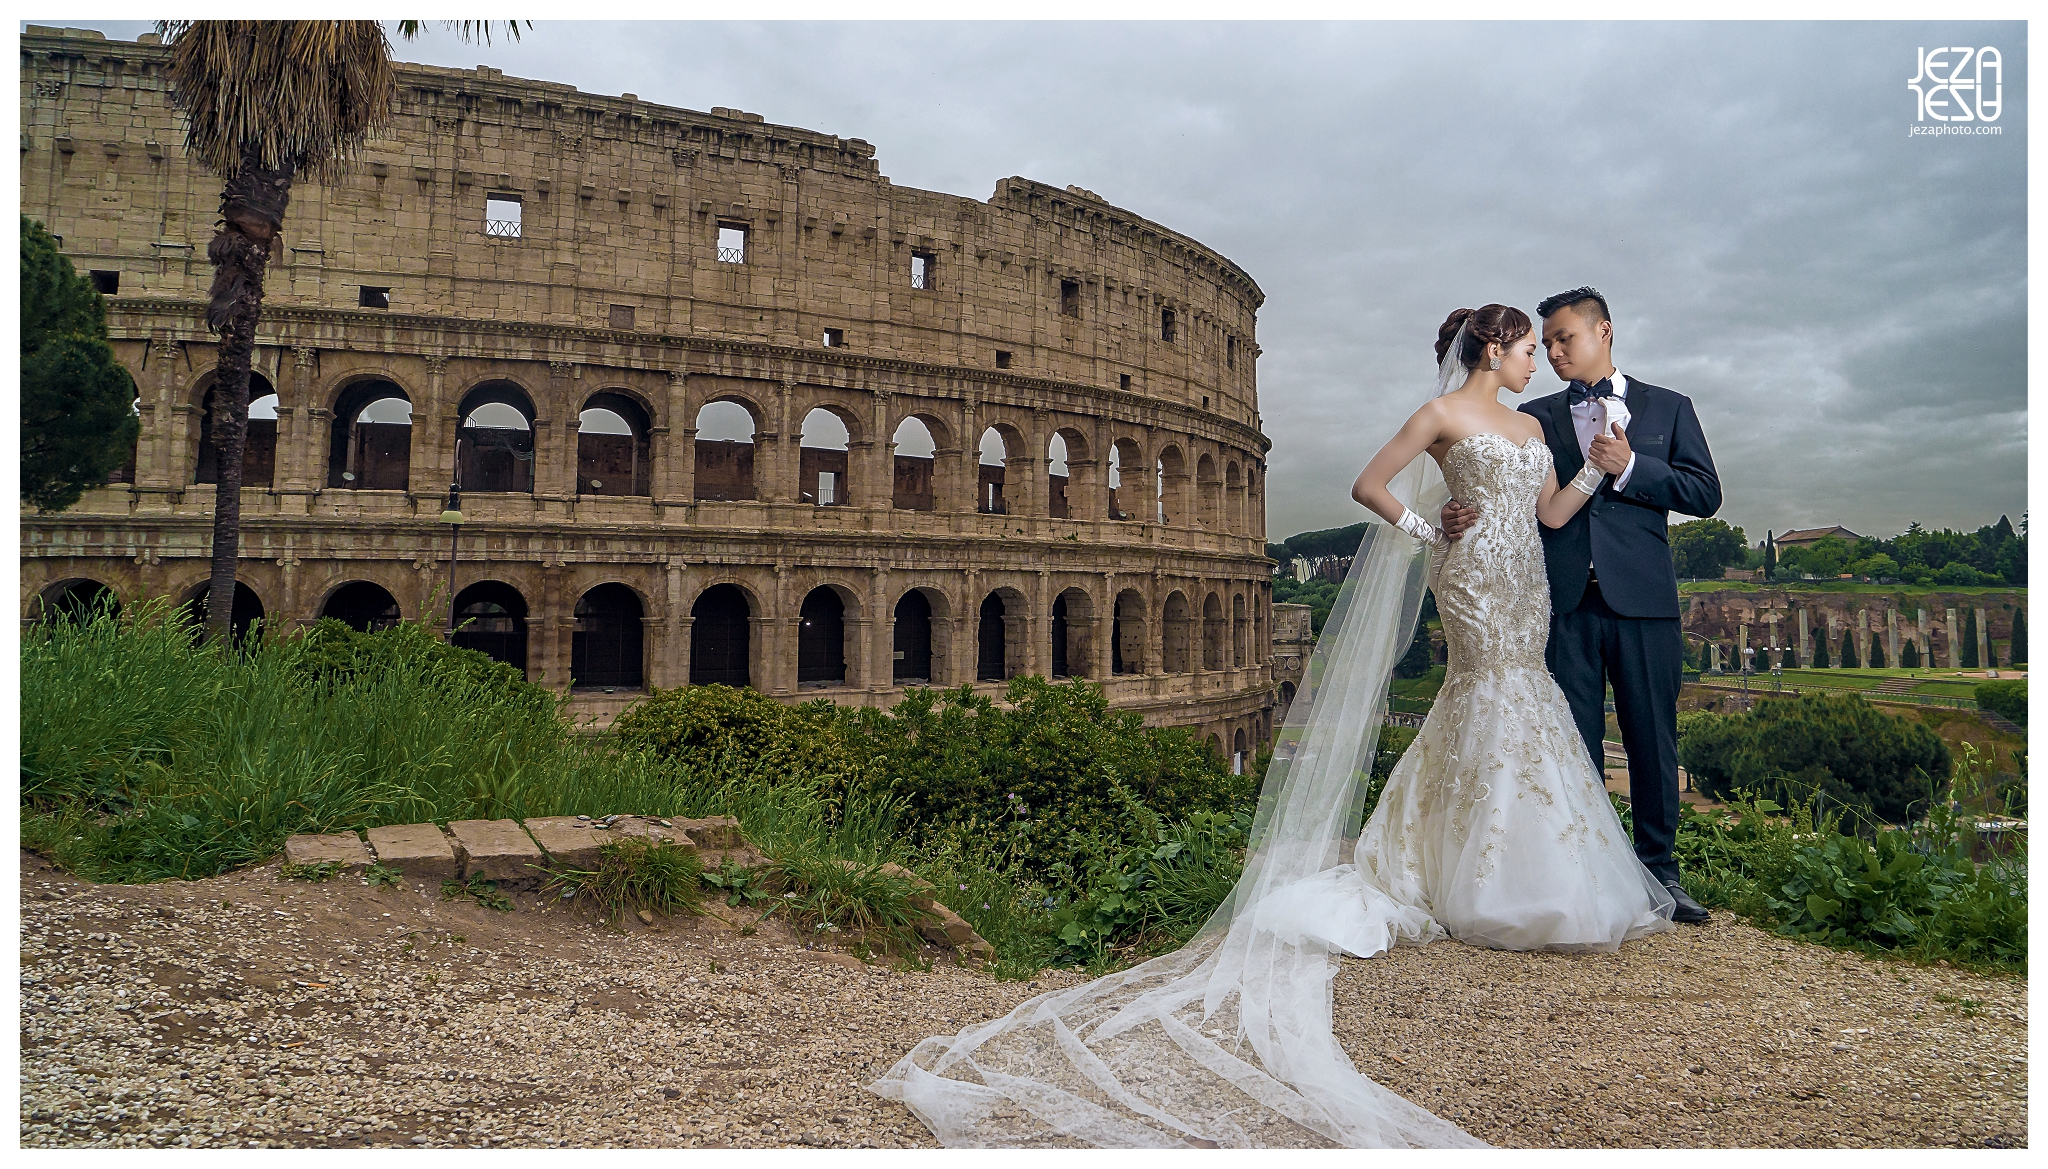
865 325 1485 1148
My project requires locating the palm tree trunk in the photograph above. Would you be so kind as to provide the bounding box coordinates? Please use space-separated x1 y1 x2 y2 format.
201 144 293 644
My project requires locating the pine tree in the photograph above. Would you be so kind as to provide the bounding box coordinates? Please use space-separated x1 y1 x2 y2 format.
1901 640 1921 668
1764 531 1777 578
1961 609 1979 669
1868 632 1886 669
2009 607 2027 666
1840 628 1860 668
1811 632 1830 669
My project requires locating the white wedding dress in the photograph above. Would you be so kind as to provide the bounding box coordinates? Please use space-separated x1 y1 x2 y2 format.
868 412 1674 1149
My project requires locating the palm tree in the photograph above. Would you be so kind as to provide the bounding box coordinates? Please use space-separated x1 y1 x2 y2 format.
158 20 525 643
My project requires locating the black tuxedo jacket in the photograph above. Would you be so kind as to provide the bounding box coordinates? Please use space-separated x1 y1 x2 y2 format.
1519 379 1721 619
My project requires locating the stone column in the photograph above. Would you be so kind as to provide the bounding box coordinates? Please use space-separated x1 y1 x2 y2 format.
1945 608 1960 668
1797 608 1810 667
415 354 449 498
1766 615 1780 665
661 560 687 689
1887 609 1900 667
1976 607 1990 669
959 567 980 683
770 564 792 695
1917 608 1931 666
661 371 694 508
868 567 892 694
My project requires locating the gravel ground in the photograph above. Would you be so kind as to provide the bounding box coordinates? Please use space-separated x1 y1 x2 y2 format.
18 849 2027 1148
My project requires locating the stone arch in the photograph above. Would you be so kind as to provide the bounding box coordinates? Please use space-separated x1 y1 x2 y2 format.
798 406 855 507
891 413 945 511
1113 588 1148 674
1107 437 1143 521
690 581 755 687
327 377 414 490
577 390 652 497
694 397 760 502
319 580 402 632
457 380 538 494
30 577 120 623
797 583 860 687
451 579 529 673
1232 591 1248 667
977 585 1030 681
1225 459 1244 534
1156 443 1187 526
193 369 280 488
178 578 268 643
573 581 645 689
1047 426 1091 520
1202 591 1227 670
1051 585 1096 678
1196 451 1221 528
977 423 1024 515
1207 732 1226 764
892 585 951 684
1162 589 1193 673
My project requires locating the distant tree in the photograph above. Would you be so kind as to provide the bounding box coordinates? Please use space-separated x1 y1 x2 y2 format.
1781 646 1799 669
1995 535 2026 585
1900 640 1920 668
1839 627 1860 668
2009 607 2026 667
1677 692 1952 824
1867 632 1886 669
1763 531 1777 577
1960 608 1980 669
1852 553 1900 580
1936 561 1986 586
20 216 140 513
1810 632 1830 669
1670 518 1747 580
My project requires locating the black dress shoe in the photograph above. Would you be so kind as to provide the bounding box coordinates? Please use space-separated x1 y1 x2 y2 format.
1664 882 1711 924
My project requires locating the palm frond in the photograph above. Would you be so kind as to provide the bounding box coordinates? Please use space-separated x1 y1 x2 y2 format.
156 21 398 180
393 20 531 45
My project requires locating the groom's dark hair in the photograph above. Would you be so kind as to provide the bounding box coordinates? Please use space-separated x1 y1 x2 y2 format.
1537 286 1610 324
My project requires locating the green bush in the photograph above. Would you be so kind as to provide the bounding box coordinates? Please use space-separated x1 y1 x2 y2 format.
1975 679 2026 725
1677 692 1951 824
541 836 707 924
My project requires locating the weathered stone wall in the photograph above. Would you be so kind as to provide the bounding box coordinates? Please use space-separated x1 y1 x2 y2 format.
1682 587 2028 669
19 26 1279 753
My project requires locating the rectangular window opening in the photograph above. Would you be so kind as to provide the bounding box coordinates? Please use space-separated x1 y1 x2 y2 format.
89 270 119 295
717 223 748 264
1119 373 1132 392
994 350 1012 370
823 327 844 348
1060 279 1081 318
1161 307 1177 343
1202 395 1211 409
817 471 837 505
484 194 522 238
359 286 391 309
1227 336 1237 369
609 304 636 330
910 252 933 290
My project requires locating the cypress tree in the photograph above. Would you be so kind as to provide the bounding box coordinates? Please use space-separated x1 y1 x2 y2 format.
1901 640 1921 668
1811 631 1830 669
1868 632 1886 669
1840 628 1860 668
1961 609 1979 669
2009 607 2027 666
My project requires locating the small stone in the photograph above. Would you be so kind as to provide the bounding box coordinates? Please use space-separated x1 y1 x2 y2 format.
283 832 371 873
637 909 654 926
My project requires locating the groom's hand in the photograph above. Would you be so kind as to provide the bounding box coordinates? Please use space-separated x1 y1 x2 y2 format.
1588 422 1633 476
1439 500 1478 540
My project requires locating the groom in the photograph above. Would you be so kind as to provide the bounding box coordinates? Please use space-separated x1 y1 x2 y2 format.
1442 286 1720 924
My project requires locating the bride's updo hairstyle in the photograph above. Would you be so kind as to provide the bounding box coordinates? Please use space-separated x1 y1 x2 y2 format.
1434 304 1534 368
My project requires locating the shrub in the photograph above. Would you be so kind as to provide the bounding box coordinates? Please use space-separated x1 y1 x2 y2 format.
1901 640 1920 668
541 836 707 924
1975 680 2026 726
1810 634 1830 669
1960 608 1980 668
1677 692 1951 824
1838 629 1859 668
1936 562 1986 587
2008 607 2026 666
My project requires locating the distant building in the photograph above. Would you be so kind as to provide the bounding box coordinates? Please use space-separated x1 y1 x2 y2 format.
1775 525 1862 551
1270 603 1314 722
1722 567 1759 582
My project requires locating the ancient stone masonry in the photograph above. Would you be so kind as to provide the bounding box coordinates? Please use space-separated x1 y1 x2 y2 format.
19 26 1278 755
1682 587 2027 670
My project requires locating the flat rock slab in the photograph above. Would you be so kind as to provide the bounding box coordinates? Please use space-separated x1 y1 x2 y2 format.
445 819 546 889
673 815 744 850
282 832 371 873
523 816 610 871
606 816 697 848
364 823 459 885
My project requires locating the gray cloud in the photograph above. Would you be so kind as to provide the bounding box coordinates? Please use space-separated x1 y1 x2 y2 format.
51 20 2026 543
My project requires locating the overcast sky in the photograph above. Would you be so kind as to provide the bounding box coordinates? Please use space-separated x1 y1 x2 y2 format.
52 19 2027 544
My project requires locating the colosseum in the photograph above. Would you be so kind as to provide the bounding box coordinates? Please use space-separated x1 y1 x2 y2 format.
19 26 1281 765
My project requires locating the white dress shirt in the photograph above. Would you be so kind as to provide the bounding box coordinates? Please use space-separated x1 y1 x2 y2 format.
1569 371 1637 492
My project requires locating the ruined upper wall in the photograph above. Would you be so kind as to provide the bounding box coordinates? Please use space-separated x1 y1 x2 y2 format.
18 27 1266 429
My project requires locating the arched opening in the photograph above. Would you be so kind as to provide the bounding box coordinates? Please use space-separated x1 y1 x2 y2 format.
1196 452 1221 528
1156 445 1186 526
796 586 848 685
690 583 751 686
195 372 278 487
977 427 1011 515
1047 433 1072 519
1162 591 1192 673
34 578 119 623
893 589 933 682
1202 592 1226 670
1052 586 1094 679
572 583 645 689
1232 592 1249 667
799 408 852 507
183 581 265 643
1207 733 1226 765
108 397 140 485
577 392 651 497
320 581 401 632
457 383 536 493
1232 727 1249 776
1225 461 1244 533
1113 588 1148 674
977 592 1008 681
327 379 412 489
891 415 939 511
694 400 757 501
1108 439 1140 521
450 580 528 672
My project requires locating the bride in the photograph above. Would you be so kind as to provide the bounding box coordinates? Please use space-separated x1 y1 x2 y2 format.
868 306 1675 1148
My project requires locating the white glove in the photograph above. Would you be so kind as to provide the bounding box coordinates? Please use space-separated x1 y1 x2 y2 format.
1395 507 1445 545
1568 460 1607 496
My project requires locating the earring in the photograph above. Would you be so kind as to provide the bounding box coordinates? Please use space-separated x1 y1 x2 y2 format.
1488 357 1502 370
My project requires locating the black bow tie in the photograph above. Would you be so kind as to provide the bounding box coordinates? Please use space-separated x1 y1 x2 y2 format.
1567 378 1616 406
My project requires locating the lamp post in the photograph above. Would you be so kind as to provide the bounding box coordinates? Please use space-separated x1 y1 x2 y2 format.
439 481 465 636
